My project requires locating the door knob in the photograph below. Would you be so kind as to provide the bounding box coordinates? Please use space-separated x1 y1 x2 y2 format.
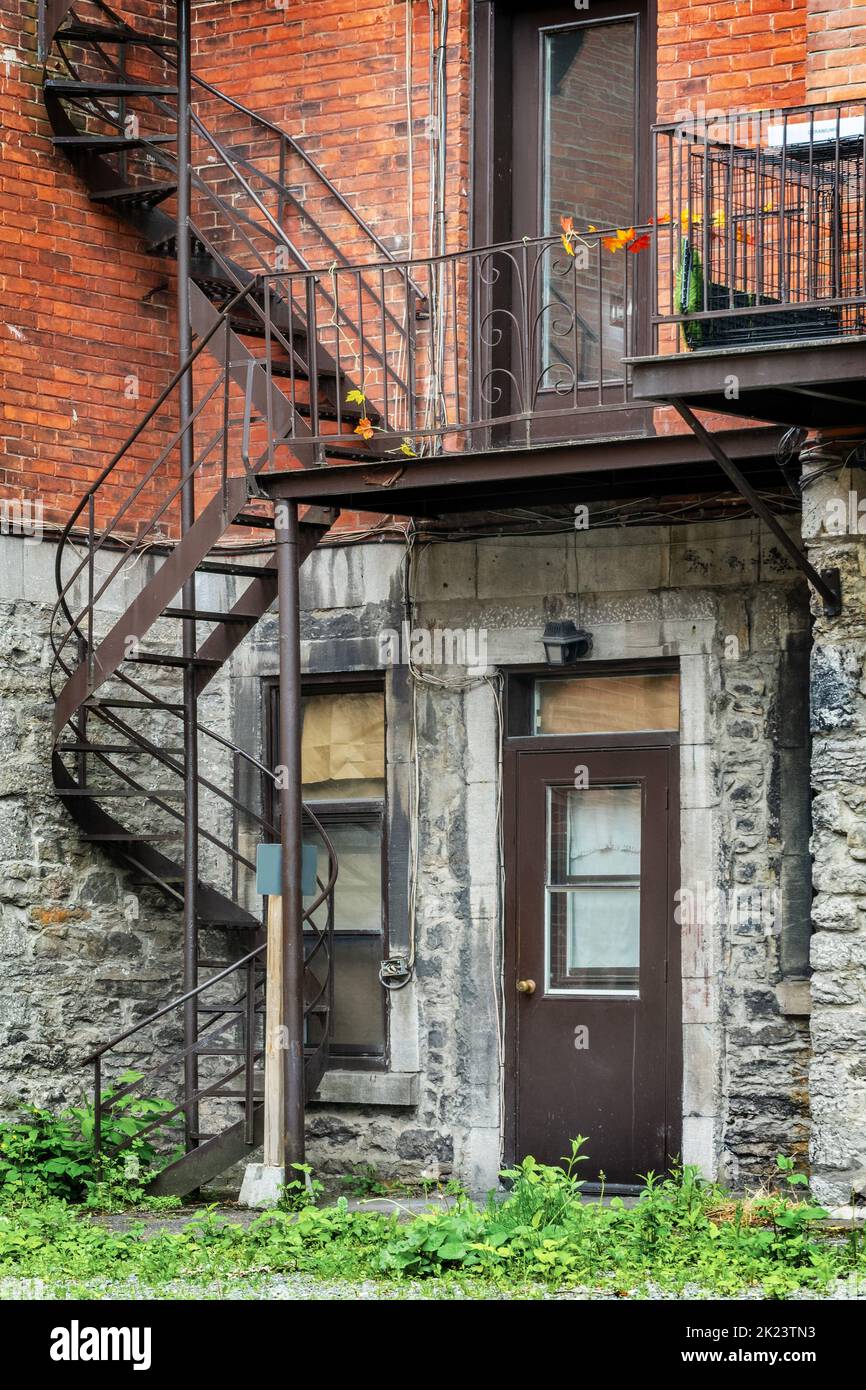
516 978 536 995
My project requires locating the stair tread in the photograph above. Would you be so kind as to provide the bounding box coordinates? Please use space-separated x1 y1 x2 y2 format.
56 24 179 47
163 607 255 624
53 135 177 149
81 832 180 841
91 183 176 207
197 560 273 578
124 652 222 668
83 698 185 710
57 743 186 753
57 787 184 798
45 80 178 95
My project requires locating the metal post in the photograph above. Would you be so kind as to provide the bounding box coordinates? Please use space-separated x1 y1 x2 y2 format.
176 0 199 1150
275 498 305 1166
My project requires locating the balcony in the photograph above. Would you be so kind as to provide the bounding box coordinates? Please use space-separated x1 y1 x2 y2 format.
631 101 866 428
249 230 789 517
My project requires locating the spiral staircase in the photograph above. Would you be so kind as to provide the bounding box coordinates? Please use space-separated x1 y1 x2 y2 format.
40 0 406 1193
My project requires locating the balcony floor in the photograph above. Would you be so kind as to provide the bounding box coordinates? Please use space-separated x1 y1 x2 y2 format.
628 336 866 429
260 427 788 519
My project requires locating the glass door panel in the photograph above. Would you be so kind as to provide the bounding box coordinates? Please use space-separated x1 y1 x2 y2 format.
546 784 642 994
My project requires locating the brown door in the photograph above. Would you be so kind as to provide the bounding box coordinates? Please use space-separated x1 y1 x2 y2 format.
507 1 653 438
510 744 678 1185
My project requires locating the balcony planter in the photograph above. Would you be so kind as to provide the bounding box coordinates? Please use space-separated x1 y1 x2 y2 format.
677 236 842 352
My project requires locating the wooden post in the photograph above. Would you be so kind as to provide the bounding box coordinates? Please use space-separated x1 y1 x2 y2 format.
262 892 285 1168
276 497 305 1166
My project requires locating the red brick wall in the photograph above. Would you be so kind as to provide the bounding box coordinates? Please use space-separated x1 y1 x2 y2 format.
6 0 864 521
654 0 809 437
0 0 178 530
658 0 807 121
806 0 866 102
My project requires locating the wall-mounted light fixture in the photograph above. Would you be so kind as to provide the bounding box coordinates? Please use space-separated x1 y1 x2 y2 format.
541 620 593 666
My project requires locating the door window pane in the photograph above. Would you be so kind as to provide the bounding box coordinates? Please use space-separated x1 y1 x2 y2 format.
546 784 641 994
534 673 680 735
541 19 637 388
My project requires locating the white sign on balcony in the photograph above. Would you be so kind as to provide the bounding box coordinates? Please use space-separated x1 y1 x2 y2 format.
768 117 865 148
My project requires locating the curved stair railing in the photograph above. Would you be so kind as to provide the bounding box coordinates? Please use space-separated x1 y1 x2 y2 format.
47 282 340 1190
36 0 437 1191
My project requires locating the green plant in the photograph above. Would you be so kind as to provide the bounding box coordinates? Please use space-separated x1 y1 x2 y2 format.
278 1163 324 1213
0 1077 180 1207
339 1164 389 1200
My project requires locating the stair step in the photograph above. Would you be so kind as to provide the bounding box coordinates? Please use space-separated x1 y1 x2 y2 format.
83 698 185 711
232 512 274 530
196 560 272 579
163 607 254 624
91 183 176 209
45 80 179 96
53 134 177 150
124 652 222 669
57 787 184 798
56 23 179 47
294 398 378 425
57 743 186 754
81 832 180 842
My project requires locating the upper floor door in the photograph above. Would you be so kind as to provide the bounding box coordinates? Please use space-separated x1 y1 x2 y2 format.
475 1 655 441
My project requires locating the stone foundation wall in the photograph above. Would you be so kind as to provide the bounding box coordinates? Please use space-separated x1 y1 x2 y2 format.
803 457 866 1206
0 517 816 1192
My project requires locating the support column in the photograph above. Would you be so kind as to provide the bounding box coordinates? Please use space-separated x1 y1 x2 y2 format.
276 498 305 1166
802 436 866 1210
176 0 199 1150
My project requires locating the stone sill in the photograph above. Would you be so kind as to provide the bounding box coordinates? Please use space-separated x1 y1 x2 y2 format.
776 979 811 1017
309 1069 419 1107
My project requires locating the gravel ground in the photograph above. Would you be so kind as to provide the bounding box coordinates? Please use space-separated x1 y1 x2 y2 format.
1 1273 864 1301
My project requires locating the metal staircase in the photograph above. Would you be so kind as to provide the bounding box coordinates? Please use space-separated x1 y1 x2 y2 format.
39 0 408 1194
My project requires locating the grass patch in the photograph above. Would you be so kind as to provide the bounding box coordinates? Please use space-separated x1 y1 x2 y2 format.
0 1138 864 1299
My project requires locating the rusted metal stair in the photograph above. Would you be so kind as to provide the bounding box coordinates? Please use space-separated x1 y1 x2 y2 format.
39 0 413 1193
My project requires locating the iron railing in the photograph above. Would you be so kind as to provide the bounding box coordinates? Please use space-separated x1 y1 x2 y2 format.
652 101 866 351
251 228 651 462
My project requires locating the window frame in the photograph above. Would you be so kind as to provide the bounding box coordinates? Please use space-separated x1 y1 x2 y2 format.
263 673 389 1069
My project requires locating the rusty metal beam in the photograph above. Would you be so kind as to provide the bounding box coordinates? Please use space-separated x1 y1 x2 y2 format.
670 400 841 617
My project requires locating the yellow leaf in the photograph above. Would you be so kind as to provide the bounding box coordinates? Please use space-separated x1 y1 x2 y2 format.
561 234 575 256
346 388 366 406
400 439 417 457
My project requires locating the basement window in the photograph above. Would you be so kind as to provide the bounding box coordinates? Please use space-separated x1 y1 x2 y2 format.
267 681 387 1066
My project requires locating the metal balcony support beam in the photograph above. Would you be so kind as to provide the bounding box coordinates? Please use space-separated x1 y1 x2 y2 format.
275 499 305 1165
176 0 200 1151
670 399 842 618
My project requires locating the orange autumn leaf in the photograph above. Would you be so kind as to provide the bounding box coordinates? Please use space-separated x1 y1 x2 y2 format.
628 232 651 253
354 417 375 441
560 214 574 235
601 234 621 252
